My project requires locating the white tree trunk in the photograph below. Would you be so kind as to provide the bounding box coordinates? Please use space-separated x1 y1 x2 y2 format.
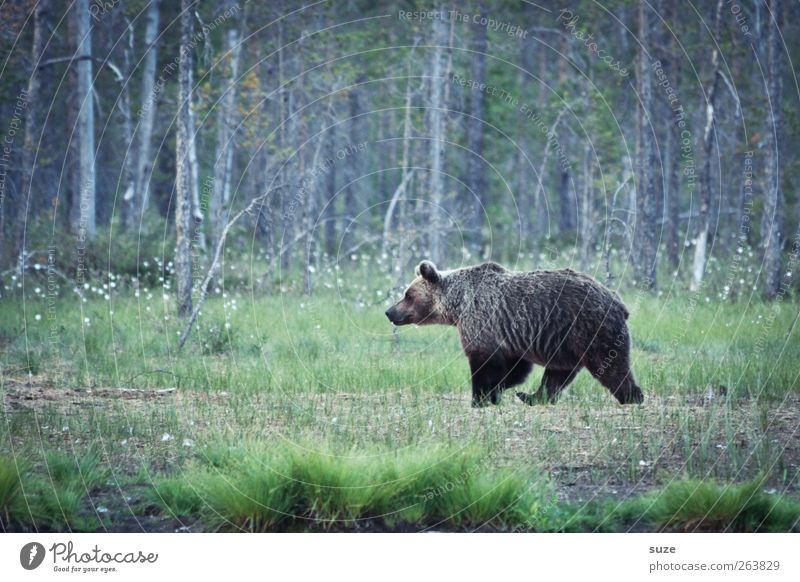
762 0 784 299
634 1 657 289
77 0 96 239
690 0 724 292
212 26 242 247
175 0 193 317
120 17 136 228
427 11 447 264
134 0 159 219
187 69 205 251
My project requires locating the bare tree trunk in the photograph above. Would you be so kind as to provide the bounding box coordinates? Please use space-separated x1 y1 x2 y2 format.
77 0 96 240
119 15 136 229
466 5 487 250
10 0 48 266
762 0 784 299
175 0 193 317
343 75 365 247
557 165 575 237
579 92 593 270
133 0 159 220
690 0 724 292
557 35 576 239
634 1 658 290
67 8 80 233
533 43 549 241
664 5 681 268
515 37 532 244
383 68 415 263
277 13 291 273
187 59 205 251
533 108 567 244
324 110 338 256
427 10 447 264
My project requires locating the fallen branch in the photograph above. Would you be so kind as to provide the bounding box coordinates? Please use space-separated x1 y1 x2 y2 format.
178 184 287 350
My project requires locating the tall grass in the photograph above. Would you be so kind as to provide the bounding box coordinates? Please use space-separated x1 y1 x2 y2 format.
144 442 800 532
637 476 800 532
0 449 109 532
2 269 799 532
0 456 27 530
147 442 555 532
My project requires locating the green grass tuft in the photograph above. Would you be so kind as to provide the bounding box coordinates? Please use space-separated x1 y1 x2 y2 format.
639 476 800 532
0 456 28 530
149 443 558 532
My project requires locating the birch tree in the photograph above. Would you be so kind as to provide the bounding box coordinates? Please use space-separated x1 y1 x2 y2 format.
633 0 658 290
133 0 159 220
690 0 723 292
175 0 193 317
211 17 242 247
427 10 447 264
466 6 487 250
76 0 96 239
762 0 784 299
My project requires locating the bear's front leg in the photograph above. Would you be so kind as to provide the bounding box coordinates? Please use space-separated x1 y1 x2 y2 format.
468 353 508 407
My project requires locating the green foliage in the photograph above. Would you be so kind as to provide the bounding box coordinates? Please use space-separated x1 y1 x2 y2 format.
0 456 28 530
29 448 110 532
149 442 556 532
639 476 800 533
147 443 800 532
2 280 799 532
0 448 110 532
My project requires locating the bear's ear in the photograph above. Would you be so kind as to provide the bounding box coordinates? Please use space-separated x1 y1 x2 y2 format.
416 260 441 284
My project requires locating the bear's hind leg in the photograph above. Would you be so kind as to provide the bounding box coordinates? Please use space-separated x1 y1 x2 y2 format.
587 362 644 404
517 367 579 405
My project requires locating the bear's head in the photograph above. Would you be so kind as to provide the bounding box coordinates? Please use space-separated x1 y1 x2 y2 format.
385 260 448 326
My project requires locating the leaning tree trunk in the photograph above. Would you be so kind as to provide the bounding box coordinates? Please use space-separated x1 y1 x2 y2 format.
634 0 658 290
77 0 96 240
175 0 193 317
762 0 784 300
133 0 159 221
427 10 447 264
690 0 724 292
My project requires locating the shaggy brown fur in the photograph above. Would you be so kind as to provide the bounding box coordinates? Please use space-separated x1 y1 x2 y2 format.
386 260 644 407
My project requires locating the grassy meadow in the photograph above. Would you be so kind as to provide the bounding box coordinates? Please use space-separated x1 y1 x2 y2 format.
1 259 799 532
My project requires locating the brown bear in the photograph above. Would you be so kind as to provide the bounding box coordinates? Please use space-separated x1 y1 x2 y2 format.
385 260 644 407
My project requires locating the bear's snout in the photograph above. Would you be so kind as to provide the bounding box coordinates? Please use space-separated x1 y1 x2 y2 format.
385 304 409 326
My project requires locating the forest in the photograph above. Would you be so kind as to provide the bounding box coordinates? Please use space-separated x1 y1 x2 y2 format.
0 0 799 533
